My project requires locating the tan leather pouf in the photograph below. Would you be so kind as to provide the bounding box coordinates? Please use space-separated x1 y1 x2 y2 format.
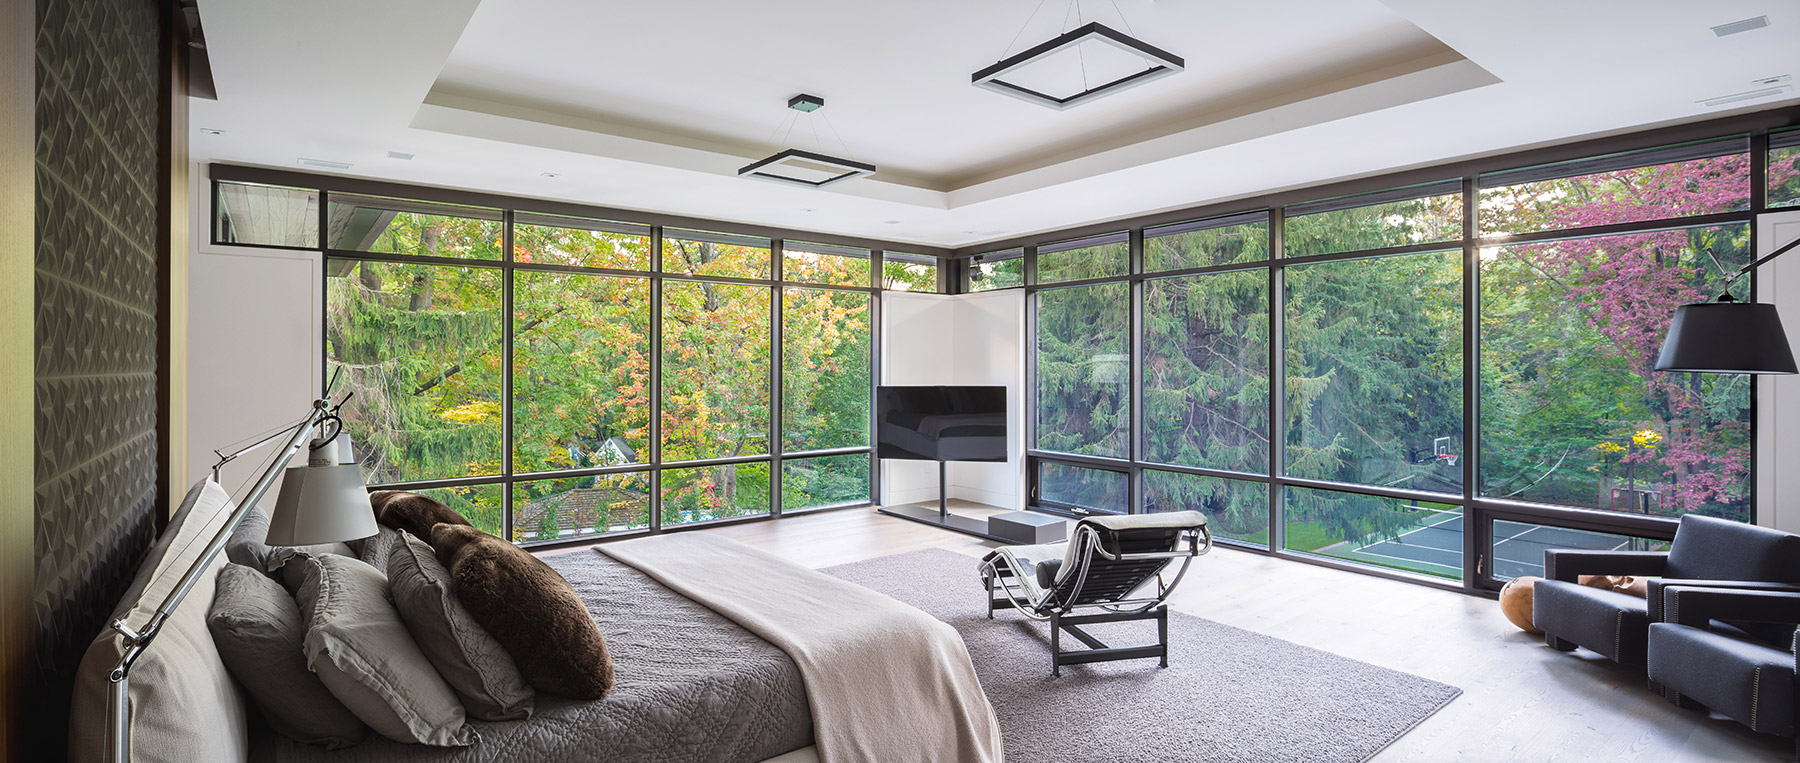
1500 575 1542 634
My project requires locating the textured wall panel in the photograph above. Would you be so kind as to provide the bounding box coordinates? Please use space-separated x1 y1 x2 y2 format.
32 0 164 756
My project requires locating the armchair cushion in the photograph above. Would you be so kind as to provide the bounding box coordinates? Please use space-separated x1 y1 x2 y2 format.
1648 622 1795 737
1534 581 1649 664
1665 514 1800 583
1648 579 1800 641
1543 550 1668 583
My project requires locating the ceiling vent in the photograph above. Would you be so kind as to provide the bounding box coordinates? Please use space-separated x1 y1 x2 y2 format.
297 157 352 171
1697 85 1792 108
386 151 414 160
1712 16 1769 37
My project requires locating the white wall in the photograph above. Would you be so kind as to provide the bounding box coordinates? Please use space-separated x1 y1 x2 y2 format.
185 165 321 501
1757 211 1800 534
946 290 1026 508
879 289 1026 510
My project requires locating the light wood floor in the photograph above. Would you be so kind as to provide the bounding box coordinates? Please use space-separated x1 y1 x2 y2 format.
542 503 1790 762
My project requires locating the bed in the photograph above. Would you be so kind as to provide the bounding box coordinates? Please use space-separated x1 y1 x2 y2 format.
69 478 999 763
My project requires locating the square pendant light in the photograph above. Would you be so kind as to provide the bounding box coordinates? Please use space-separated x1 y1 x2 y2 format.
738 148 876 188
972 22 1183 110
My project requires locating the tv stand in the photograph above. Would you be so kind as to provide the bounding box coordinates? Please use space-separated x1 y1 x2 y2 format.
877 460 1010 542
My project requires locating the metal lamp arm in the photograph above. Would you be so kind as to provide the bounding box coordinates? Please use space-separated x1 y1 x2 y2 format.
1717 234 1800 299
107 395 333 763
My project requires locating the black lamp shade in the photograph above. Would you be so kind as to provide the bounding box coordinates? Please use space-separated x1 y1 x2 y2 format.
1654 301 1798 374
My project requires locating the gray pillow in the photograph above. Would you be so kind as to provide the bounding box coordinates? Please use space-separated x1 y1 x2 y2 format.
357 525 406 575
293 553 478 747
207 563 367 749
389 532 534 721
227 504 355 579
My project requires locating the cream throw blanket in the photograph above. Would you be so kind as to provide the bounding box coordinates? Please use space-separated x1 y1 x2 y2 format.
599 534 1003 763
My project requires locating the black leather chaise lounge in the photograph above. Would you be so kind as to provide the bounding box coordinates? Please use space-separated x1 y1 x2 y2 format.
979 511 1210 676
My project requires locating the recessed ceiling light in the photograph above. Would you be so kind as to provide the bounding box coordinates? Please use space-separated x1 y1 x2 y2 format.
198 128 225 136
800 208 818 212
540 172 561 178
1712 16 1769 37
297 157 352 171
387 151 415 160
884 220 903 225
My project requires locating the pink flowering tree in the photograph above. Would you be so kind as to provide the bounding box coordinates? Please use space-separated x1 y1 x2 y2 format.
1480 151 1792 518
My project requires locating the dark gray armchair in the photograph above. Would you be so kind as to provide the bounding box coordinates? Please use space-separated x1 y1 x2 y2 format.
1647 586 1800 757
1533 514 1800 665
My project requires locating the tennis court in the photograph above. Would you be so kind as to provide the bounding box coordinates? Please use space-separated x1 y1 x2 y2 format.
1344 511 1652 580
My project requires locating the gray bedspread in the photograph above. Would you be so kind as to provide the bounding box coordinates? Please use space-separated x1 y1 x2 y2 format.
264 551 814 763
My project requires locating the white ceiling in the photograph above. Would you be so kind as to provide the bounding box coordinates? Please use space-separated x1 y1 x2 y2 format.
192 0 1800 250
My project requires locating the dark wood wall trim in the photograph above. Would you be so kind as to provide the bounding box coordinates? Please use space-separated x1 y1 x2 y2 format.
2 1 37 759
159 0 190 524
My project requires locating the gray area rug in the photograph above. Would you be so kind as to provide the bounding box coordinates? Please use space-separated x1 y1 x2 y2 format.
823 548 1461 763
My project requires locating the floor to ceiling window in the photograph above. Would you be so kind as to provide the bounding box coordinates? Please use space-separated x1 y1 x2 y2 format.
214 171 935 545
997 120 1796 592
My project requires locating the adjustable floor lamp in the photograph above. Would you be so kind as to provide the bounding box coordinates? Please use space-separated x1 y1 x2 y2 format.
1655 234 1799 375
106 368 377 762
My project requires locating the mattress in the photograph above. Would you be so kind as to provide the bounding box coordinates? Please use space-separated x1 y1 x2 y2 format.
262 551 814 763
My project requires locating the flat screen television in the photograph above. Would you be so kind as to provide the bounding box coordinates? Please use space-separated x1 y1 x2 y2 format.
876 385 1008 462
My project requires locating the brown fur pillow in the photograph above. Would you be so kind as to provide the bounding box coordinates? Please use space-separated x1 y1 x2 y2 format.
371 491 471 541
429 524 614 700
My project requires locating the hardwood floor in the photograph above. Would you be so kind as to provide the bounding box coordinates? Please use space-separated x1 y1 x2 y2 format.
541 503 1790 762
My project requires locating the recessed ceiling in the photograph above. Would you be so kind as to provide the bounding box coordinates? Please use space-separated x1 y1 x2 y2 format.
191 0 1799 249
429 0 1466 189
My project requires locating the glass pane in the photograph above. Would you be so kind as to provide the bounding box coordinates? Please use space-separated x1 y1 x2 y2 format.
512 271 650 472
1143 471 1269 545
661 281 771 461
1480 224 1752 521
1284 486 1462 581
782 453 870 511
1035 282 1130 458
882 253 938 292
661 462 770 525
1285 250 1463 493
1145 214 1268 271
1037 233 1127 283
1142 270 1269 473
1037 462 1127 515
1490 520 1669 581
1480 151 1750 236
326 193 503 259
414 484 502 539
664 228 771 279
513 213 651 270
969 249 1023 291
512 473 650 543
1285 190 1462 256
214 181 319 248
1771 132 1800 209
784 241 871 287
328 260 502 483
782 288 871 451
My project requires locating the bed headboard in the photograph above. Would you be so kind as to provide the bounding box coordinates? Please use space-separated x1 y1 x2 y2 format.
67 477 250 763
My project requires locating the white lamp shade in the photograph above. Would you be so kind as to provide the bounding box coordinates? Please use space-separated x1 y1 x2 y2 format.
266 464 378 546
